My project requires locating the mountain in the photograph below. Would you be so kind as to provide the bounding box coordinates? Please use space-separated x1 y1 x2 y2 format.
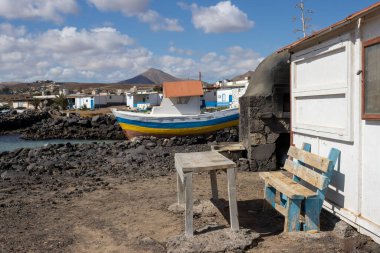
231 70 255 82
118 68 181 85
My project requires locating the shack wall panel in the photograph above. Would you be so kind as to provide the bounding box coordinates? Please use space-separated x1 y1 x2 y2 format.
360 14 380 227
294 46 348 90
294 94 347 130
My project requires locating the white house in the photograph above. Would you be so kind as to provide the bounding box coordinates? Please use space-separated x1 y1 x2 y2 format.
217 89 233 107
202 90 217 107
215 77 250 88
71 94 125 110
11 100 34 109
215 76 249 108
126 91 161 109
284 2 380 242
151 80 203 115
217 85 247 108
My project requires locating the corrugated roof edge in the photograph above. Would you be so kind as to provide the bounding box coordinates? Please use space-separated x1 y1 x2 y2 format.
277 2 380 53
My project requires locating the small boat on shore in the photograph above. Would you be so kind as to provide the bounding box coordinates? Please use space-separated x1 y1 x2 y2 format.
112 108 239 139
112 80 239 139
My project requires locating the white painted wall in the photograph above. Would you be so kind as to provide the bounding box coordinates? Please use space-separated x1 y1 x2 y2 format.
231 86 247 108
12 101 34 109
74 95 125 109
217 89 233 107
126 93 161 108
151 96 201 115
203 90 217 107
217 87 246 108
126 94 134 107
291 14 380 242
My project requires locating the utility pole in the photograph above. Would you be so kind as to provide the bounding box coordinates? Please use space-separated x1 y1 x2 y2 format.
293 0 313 38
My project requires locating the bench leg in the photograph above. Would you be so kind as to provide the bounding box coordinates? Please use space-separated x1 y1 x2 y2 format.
280 193 287 207
184 173 193 237
264 184 276 210
209 170 218 201
227 168 239 232
304 198 321 231
285 198 302 232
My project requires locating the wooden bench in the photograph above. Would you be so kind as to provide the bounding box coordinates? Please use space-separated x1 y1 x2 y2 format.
259 143 340 232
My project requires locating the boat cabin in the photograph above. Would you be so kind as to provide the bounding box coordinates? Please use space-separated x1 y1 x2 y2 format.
151 80 204 115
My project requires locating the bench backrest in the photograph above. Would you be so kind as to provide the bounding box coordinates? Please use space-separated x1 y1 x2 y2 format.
284 146 331 190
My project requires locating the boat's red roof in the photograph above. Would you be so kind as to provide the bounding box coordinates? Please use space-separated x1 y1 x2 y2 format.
163 80 204 98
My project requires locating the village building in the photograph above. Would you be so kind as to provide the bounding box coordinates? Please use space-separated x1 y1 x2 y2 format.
216 77 249 108
151 80 203 115
11 99 34 110
202 89 217 107
68 93 126 110
0 101 9 107
216 85 247 108
126 91 162 110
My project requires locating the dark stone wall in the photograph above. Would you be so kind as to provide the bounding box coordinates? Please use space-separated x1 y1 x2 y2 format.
239 51 291 171
239 95 290 172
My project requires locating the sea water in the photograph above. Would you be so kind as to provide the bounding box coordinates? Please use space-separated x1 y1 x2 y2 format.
0 135 116 153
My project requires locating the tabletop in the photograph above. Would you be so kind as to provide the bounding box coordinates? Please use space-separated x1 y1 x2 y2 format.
175 151 236 173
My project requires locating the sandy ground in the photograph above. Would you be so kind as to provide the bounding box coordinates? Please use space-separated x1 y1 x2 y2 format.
1 170 378 253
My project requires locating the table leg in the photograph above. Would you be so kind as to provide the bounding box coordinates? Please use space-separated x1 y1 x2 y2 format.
177 173 185 205
227 168 239 232
184 173 193 237
209 170 218 201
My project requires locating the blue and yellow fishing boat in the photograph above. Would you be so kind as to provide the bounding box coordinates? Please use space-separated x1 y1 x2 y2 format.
112 108 239 139
112 80 239 139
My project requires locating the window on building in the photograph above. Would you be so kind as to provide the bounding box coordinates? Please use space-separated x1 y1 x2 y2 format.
363 37 380 119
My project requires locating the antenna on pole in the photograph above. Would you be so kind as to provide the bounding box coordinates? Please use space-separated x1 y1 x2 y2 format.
293 0 313 38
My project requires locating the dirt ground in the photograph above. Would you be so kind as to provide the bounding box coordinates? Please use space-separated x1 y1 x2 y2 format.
1 170 378 253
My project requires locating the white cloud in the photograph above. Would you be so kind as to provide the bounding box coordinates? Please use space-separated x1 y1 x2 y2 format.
88 0 149 16
0 23 26 37
188 1 254 33
0 23 260 83
0 0 78 23
89 0 183 32
168 45 193 55
138 10 183 32
199 46 261 80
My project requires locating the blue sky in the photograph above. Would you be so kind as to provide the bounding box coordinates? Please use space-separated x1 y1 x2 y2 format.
0 0 378 83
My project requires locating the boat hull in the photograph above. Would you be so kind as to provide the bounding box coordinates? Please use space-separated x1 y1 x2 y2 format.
112 109 239 139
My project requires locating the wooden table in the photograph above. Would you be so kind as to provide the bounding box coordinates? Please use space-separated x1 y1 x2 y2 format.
175 151 239 237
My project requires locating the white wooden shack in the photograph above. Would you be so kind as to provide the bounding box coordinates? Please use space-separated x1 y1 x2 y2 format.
282 2 380 242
